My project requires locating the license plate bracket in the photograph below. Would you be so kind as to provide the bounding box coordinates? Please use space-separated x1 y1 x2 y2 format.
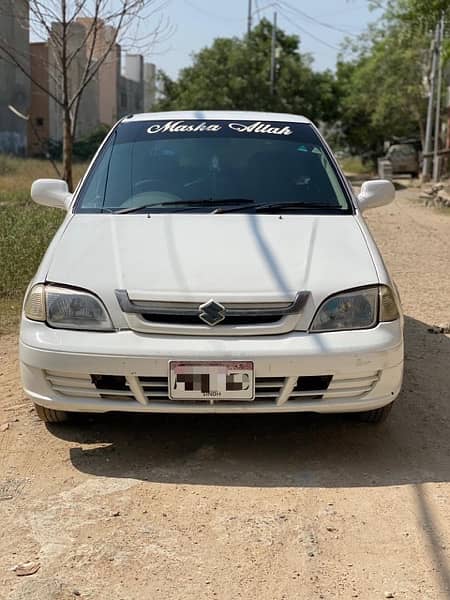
169 361 254 401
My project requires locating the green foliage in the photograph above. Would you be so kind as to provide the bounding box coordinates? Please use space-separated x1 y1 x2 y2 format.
0 192 64 302
335 4 431 160
0 157 87 332
155 19 339 124
339 156 373 176
46 124 110 162
73 124 110 160
392 0 450 32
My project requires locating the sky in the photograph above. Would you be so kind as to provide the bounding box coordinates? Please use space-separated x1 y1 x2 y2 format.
151 0 384 78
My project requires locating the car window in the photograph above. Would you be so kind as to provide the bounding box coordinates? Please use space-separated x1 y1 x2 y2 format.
75 120 351 213
74 133 115 209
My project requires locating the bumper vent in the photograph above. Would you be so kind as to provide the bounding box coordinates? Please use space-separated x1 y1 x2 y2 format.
287 372 380 403
45 370 380 407
137 376 286 404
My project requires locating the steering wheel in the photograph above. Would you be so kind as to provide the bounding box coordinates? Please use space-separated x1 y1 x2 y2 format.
134 178 172 195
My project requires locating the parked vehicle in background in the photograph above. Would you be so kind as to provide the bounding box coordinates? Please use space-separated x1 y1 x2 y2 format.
382 141 421 178
20 111 403 425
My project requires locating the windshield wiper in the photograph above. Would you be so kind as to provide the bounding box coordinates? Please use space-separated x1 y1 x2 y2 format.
114 198 256 214
215 201 338 214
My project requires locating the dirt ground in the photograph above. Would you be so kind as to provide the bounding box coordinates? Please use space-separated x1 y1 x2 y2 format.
0 188 449 600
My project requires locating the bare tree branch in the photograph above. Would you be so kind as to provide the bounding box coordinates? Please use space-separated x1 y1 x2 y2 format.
0 0 171 190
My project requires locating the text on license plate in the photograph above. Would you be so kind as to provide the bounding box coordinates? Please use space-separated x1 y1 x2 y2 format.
169 361 254 400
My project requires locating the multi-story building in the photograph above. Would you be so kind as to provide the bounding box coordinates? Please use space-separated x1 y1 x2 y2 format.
27 17 157 156
0 0 30 155
144 62 157 111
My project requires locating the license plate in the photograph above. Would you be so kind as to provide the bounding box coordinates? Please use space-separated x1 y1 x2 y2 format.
169 361 254 401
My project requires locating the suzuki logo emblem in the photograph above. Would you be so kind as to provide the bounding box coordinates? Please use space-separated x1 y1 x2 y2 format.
198 299 226 326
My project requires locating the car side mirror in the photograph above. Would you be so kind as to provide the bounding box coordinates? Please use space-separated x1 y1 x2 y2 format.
31 179 73 210
357 179 395 212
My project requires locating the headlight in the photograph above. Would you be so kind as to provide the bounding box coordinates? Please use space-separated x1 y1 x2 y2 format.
24 284 113 331
310 285 399 332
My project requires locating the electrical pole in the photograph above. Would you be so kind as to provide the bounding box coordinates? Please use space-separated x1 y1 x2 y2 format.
270 11 277 95
422 21 440 181
247 0 252 35
432 14 445 182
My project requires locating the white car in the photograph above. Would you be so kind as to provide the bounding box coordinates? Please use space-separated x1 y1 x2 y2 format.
20 111 403 424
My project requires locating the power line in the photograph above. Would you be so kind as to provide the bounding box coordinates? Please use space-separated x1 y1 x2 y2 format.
278 0 359 37
254 0 261 25
277 11 341 50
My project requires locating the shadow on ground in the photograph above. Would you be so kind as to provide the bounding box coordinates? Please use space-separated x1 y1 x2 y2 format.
49 316 450 488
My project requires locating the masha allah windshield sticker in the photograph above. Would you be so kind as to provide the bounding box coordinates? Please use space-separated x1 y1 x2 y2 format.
147 120 293 136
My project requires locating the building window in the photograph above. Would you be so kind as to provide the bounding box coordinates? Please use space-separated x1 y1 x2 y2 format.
36 117 44 127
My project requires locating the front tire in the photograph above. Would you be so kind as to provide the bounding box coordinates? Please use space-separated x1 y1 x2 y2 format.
357 401 394 423
33 403 70 423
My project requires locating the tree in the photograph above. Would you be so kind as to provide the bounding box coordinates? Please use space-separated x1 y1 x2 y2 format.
335 2 435 159
387 0 450 30
155 19 340 125
0 0 168 190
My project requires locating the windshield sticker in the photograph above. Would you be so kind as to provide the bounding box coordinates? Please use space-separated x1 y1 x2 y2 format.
228 122 293 135
147 121 221 134
146 120 293 136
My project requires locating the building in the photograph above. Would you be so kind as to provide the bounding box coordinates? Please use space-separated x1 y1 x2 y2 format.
120 54 144 115
28 17 157 155
28 42 49 156
144 62 157 111
0 0 30 155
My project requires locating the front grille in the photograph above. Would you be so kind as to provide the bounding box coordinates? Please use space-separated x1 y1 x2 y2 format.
141 313 282 327
46 370 380 407
115 289 310 334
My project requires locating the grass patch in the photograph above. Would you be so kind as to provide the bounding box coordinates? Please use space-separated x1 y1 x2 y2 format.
0 157 88 333
0 154 18 176
0 198 64 296
0 155 87 199
340 156 374 177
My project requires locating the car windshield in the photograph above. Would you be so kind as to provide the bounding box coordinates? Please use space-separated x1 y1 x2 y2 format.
74 119 352 214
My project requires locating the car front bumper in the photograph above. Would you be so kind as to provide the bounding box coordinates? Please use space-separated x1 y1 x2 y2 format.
19 319 403 414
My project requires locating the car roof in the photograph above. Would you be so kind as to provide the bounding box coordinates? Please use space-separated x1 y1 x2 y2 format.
123 110 312 124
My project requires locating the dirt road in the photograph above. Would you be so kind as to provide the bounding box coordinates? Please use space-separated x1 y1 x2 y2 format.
1 189 449 600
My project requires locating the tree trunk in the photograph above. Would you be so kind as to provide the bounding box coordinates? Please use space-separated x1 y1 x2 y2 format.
63 109 73 192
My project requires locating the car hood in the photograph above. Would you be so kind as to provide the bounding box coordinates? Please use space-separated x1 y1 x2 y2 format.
46 213 378 308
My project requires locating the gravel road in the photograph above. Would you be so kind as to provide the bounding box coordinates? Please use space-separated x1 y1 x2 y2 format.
0 188 449 600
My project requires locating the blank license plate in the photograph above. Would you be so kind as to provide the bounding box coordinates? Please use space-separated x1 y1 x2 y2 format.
169 361 254 401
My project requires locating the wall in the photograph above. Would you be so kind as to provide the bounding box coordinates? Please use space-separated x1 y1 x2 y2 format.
144 62 156 111
28 42 49 156
0 0 30 155
47 21 100 143
27 18 149 148
119 54 144 117
77 19 121 126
